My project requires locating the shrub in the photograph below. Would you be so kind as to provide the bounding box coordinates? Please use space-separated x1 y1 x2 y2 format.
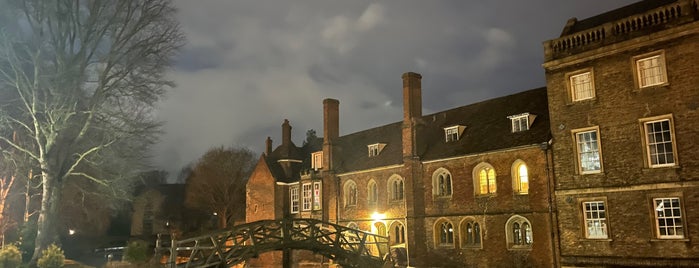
123 240 150 263
37 244 64 268
0 244 22 268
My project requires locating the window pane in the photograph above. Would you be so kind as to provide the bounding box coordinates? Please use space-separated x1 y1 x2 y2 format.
576 130 601 172
654 197 683 238
571 72 594 101
583 201 608 239
645 120 675 166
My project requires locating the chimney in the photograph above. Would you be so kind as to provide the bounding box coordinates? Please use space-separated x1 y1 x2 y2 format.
282 119 292 146
265 136 273 156
402 72 422 122
323 99 339 143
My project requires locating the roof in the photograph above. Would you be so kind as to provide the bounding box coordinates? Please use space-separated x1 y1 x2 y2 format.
264 136 322 183
562 0 678 35
333 87 550 173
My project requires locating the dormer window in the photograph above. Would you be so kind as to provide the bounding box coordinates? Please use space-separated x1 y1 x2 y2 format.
508 113 536 133
311 151 323 170
444 125 465 142
368 143 386 157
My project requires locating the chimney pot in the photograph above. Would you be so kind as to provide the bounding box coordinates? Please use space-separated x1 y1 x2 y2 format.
282 119 292 146
265 137 273 156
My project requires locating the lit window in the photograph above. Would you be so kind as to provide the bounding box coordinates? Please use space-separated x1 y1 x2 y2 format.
302 183 312 211
569 70 595 101
573 127 602 174
436 220 454 247
474 163 496 195
654 197 684 239
368 144 379 157
583 201 608 239
344 180 357 207
389 175 404 201
461 220 482 248
311 151 323 170
513 161 529 194
506 215 532 249
642 116 677 167
368 180 378 204
290 185 300 213
635 52 667 88
432 169 452 197
313 181 322 210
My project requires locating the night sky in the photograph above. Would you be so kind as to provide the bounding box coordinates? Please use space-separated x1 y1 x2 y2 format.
154 0 637 179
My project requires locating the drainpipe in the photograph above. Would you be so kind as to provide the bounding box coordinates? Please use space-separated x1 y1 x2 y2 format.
540 141 559 268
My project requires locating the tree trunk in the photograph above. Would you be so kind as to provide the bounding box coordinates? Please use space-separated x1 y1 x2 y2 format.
30 171 62 265
218 210 228 229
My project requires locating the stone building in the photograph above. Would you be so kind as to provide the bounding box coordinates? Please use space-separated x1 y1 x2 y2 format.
543 0 699 266
246 73 556 267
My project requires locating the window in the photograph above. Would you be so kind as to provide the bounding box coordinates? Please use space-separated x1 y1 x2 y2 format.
368 180 378 204
474 163 496 195
290 185 300 213
641 116 677 167
583 201 608 239
653 197 684 239
432 169 452 197
302 183 312 211
313 181 322 210
443 125 465 142
344 180 357 207
311 151 323 170
506 215 532 249
461 220 482 248
573 127 602 174
435 220 455 247
510 114 529 132
368 144 379 157
635 52 667 88
512 160 529 194
391 222 406 245
388 175 404 201
568 70 595 101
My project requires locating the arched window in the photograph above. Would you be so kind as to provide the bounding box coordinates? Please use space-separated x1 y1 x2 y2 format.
344 180 357 207
390 222 406 245
473 163 496 195
368 179 378 204
512 160 529 194
388 175 404 201
374 222 387 236
432 168 453 197
460 219 482 248
435 219 455 247
506 215 533 249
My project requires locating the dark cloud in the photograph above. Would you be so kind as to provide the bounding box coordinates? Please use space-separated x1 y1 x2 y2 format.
154 0 638 180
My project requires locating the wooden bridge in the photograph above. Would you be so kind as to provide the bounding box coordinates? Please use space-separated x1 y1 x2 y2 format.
155 218 390 268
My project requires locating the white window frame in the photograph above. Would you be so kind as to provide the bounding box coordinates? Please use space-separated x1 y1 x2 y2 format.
388 175 404 201
368 144 380 157
582 200 608 239
473 162 497 195
567 69 595 102
653 197 684 239
313 181 322 210
290 185 300 214
444 126 459 142
460 218 483 249
510 114 529 132
302 183 312 211
634 51 668 88
367 180 378 204
640 115 678 168
432 168 453 197
511 160 529 194
311 151 323 170
435 219 455 248
344 180 357 207
572 127 603 174
505 215 533 250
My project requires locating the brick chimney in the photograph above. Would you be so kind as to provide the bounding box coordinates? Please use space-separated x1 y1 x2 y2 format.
282 119 292 146
323 99 339 143
265 136 273 156
322 98 339 171
402 72 422 122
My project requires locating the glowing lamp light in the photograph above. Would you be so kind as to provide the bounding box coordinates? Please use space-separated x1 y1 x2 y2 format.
68 229 75 235
371 212 386 221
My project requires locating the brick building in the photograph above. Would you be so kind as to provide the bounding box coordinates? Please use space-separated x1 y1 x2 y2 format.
543 0 699 266
246 73 556 267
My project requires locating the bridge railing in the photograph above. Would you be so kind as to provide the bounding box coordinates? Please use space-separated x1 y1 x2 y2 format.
155 218 389 268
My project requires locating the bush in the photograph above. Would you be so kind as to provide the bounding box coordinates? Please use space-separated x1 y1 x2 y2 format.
123 240 150 263
0 244 22 268
37 244 64 268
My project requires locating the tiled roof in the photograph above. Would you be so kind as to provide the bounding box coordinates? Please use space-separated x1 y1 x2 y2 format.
562 0 678 35
264 137 323 183
333 87 550 172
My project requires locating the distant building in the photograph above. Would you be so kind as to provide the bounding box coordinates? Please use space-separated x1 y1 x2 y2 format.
543 0 699 266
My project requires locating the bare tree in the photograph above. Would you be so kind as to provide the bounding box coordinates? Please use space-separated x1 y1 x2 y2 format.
0 0 184 263
185 147 255 229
